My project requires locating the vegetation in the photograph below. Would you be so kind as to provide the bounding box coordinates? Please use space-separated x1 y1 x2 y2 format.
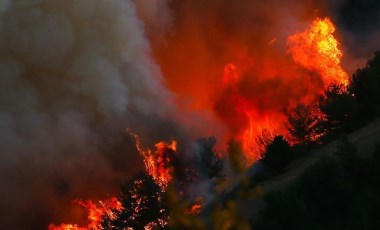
261 136 293 174
254 141 380 230
101 173 168 230
286 103 320 145
197 137 225 186
286 52 380 144
102 51 380 230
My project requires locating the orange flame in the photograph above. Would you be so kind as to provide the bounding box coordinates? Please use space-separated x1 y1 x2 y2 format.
49 197 122 230
288 17 348 86
221 64 279 164
48 224 85 230
216 17 348 164
129 130 177 189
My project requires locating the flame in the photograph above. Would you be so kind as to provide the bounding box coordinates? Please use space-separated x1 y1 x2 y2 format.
214 17 348 164
49 133 177 229
48 224 85 230
49 197 122 230
219 64 280 164
288 17 348 86
129 130 177 189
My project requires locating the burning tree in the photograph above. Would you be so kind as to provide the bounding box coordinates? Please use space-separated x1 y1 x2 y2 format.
49 198 122 230
286 103 322 145
288 17 348 86
101 173 168 230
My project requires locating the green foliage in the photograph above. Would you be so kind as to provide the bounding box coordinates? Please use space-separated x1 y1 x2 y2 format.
102 173 168 230
286 103 320 145
262 136 293 174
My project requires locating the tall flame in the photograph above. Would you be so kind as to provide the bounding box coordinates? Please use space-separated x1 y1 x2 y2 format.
288 17 348 86
221 64 278 163
129 130 177 189
216 17 348 164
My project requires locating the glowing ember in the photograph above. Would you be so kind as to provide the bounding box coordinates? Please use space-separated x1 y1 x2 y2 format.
48 224 84 230
129 130 177 189
185 204 203 215
288 17 348 86
49 197 122 230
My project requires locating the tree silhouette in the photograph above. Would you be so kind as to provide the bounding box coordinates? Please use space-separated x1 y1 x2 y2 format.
350 51 380 117
318 84 359 137
286 103 321 145
262 136 293 173
102 173 168 230
196 137 225 185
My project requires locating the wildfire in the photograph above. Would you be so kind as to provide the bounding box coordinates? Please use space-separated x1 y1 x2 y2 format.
48 224 84 230
49 197 122 230
129 130 177 189
220 63 279 164
288 17 348 86
214 17 349 164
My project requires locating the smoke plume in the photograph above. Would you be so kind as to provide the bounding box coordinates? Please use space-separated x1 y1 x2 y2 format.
2 0 380 228
0 0 181 228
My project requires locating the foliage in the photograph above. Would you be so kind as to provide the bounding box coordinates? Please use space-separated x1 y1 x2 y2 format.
262 136 293 174
318 84 361 140
227 140 247 175
286 103 321 145
165 185 207 230
285 52 380 145
101 173 168 230
197 137 225 185
350 51 380 116
255 140 380 230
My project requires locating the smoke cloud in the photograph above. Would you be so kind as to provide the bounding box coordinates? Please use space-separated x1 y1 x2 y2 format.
2 0 380 228
0 0 182 228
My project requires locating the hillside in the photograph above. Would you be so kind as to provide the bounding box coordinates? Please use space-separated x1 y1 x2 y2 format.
241 118 380 219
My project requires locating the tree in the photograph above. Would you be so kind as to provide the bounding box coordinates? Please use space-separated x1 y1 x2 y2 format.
255 140 380 230
102 173 168 230
227 140 247 175
196 137 225 185
262 136 293 173
286 103 321 145
350 51 380 117
318 84 359 137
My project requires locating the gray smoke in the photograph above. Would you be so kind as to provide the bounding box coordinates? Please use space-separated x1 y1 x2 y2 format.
0 0 181 228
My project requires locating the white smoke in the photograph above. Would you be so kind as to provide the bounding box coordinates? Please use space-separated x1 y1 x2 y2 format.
0 0 178 228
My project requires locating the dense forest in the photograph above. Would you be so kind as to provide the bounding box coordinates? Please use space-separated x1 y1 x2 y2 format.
88 52 380 229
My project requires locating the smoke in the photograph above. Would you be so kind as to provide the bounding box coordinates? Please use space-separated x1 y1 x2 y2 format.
150 0 329 160
0 0 182 228
149 0 380 160
2 0 380 228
